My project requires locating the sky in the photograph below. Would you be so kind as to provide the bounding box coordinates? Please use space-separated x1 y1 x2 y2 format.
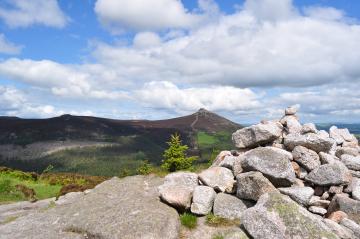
0 0 360 124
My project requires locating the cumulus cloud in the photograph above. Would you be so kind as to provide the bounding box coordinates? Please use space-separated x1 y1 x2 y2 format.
0 58 129 100
133 32 162 49
0 34 22 54
0 0 69 28
243 0 296 22
94 0 200 32
135 81 261 113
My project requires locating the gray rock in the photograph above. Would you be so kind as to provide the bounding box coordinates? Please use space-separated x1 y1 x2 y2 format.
336 147 359 158
284 133 336 153
329 185 344 195
323 219 355 239
285 106 297 115
223 230 250 239
292 145 321 171
0 176 180 239
330 126 358 146
301 123 318 134
211 151 232 167
320 152 339 165
341 155 360 171
161 172 198 188
350 170 360 178
351 178 360 201
278 186 314 206
191 186 216 215
309 196 331 207
344 177 359 193
305 161 352 186
241 192 339 239
218 155 239 170
340 218 360 238
213 193 248 220
232 121 283 149
198 167 235 193
280 115 302 134
158 172 199 210
328 195 360 224
236 172 277 201
308 206 327 215
319 130 330 138
241 147 296 187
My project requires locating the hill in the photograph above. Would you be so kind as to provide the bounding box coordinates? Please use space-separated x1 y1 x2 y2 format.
0 109 241 176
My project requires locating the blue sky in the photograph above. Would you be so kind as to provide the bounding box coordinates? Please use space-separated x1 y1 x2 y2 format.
0 0 360 124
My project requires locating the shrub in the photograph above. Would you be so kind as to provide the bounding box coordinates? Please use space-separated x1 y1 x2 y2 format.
119 168 131 178
180 213 197 229
161 133 197 172
137 161 153 175
0 179 12 193
42 165 54 174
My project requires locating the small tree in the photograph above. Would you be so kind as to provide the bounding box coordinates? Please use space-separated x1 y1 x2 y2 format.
137 160 153 175
161 133 197 172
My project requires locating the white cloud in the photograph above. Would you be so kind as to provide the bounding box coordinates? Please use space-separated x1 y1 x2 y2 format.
94 0 200 32
0 58 129 100
133 32 162 49
0 0 69 28
304 6 345 21
135 81 261 112
0 34 22 54
243 0 296 22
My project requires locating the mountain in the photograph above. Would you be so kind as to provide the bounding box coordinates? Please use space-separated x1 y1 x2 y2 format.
0 109 241 176
0 108 240 145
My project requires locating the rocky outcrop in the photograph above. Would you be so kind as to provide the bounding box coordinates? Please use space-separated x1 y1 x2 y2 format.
191 186 216 215
213 193 248 220
0 176 180 239
241 192 339 239
198 167 235 193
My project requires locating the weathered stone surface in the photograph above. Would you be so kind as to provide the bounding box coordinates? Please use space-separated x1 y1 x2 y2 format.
291 161 301 177
241 192 339 239
284 133 336 153
285 106 297 115
351 178 360 201
280 115 302 134
328 211 348 223
350 170 360 178
329 185 344 195
160 172 198 188
198 167 235 193
330 126 358 146
309 206 327 215
305 161 352 186
213 193 248 220
328 195 360 224
341 155 360 171
336 147 359 158
320 152 339 165
217 155 239 170
191 186 216 215
309 196 331 207
319 130 330 138
236 172 277 201
0 176 180 239
323 219 355 239
232 121 282 149
241 147 296 187
301 123 317 134
340 218 360 238
278 186 314 206
292 146 321 171
212 151 232 167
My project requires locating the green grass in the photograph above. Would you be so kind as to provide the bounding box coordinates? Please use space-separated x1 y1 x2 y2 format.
180 213 198 229
197 132 218 145
0 173 62 203
205 213 240 227
212 235 224 239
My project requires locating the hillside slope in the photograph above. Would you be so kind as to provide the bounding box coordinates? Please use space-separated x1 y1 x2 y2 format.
0 109 241 176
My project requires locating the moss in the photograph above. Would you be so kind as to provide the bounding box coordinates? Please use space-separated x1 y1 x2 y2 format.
265 193 337 239
1 216 18 224
205 213 240 227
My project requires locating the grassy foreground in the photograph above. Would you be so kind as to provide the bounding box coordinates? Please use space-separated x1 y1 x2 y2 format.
0 167 106 204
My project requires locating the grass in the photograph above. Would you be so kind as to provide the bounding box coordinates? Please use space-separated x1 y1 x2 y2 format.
205 213 240 227
0 167 106 204
180 213 198 229
212 235 224 239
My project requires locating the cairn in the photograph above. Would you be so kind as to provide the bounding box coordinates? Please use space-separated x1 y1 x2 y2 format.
158 107 360 239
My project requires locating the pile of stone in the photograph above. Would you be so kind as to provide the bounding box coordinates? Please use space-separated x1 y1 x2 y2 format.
158 106 360 239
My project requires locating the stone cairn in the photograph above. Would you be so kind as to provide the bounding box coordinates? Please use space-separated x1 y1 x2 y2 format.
158 106 360 239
